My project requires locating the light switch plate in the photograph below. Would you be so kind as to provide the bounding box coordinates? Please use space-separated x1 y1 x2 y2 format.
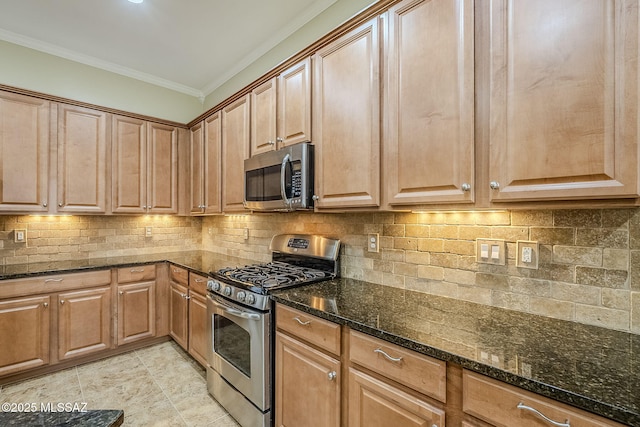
476 239 506 265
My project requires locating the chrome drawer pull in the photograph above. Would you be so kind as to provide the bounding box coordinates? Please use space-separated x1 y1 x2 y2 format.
130 268 145 273
374 348 403 363
194 279 205 283
327 371 337 381
517 402 570 427
44 278 63 283
293 317 311 326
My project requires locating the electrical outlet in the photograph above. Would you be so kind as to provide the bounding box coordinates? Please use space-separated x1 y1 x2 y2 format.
516 240 539 269
145 227 152 237
14 229 27 243
367 233 379 253
243 227 249 240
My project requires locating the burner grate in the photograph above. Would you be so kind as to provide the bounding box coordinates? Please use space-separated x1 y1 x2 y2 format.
218 261 331 289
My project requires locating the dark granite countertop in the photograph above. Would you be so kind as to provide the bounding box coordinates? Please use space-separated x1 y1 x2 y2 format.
0 409 123 426
0 251 260 281
271 278 640 426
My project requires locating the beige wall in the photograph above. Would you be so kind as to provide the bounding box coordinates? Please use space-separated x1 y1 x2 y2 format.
202 209 640 334
0 215 202 264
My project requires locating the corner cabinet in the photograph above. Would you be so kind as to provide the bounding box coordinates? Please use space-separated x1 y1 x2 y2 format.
0 90 51 212
222 95 250 212
313 18 381 209
486 0 640 203
112 115 178 214
383 0 475 207
190 112 222 215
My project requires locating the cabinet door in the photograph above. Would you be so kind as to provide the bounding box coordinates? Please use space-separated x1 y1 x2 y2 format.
385 0 474 206
348 368 445 427
278 58 312 146
147 122 177 213
488 0 639 202
222 95 250 212
313 18 381 208
57 104 108 213
169 281 188 350
190 121 204 214
0 295 50 376
0 91 50 212
275 332 340 427
112 115 146 213
117 281 156 345
187 291 208 366
204 112 223 214
57 287 111 361
251 77 277 155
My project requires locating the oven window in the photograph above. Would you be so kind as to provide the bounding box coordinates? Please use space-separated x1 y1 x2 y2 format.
214 314 251 378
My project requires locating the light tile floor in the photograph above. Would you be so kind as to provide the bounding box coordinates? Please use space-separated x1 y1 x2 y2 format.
0 341 241 426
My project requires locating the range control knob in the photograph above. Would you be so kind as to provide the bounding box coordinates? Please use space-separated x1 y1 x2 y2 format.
245 294 256 305
223 287 232 297
237 291 246 302
207 280 221 292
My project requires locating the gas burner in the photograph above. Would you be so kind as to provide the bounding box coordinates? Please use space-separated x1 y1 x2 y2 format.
218 261 332 289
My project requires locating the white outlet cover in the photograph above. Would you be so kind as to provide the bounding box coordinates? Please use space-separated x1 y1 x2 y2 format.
516 240 539 269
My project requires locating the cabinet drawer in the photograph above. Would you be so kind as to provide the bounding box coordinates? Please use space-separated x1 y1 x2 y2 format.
276 304 340 356
189 272 208 296
117 265 156 284
463 370 625 427
170 265 188 286
0 270 112 299
349 330 446 403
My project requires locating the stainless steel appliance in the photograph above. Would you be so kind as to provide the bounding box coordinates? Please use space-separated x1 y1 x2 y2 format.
243 142 314 212
206 234 340 427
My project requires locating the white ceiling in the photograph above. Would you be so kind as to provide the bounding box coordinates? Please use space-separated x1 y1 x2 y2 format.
0 0 337 99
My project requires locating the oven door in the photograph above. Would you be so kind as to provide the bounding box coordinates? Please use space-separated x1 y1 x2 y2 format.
206 293 270 411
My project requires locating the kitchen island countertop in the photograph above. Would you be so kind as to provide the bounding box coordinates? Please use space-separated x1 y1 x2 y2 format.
271 278 640 426
0 409 124 426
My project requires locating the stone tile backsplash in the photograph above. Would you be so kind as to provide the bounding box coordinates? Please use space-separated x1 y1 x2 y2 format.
202 209 640 334
1 209 638 334
0 215 202 264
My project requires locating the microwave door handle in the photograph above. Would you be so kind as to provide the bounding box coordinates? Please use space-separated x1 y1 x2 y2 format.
280 153 292 210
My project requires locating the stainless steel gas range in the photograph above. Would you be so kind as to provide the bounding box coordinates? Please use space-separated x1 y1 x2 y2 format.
205 234 340 427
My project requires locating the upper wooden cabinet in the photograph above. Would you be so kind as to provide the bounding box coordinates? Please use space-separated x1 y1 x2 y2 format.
57 104 109 213
486 0 639 203
112 115 178 214
222 95 250 212
383 0 475 207
0 90 50 212
190 113 222 215
250 58 312 156
313 18 381 209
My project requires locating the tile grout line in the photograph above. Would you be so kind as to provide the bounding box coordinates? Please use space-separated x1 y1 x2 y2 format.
135 347 191 427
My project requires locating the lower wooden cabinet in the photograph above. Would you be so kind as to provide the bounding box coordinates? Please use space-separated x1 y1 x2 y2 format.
187 289 208 366
117 281 156 345
275 331 341 427
169 280 189 349
57 287 111 361
0 295 51 376
348 367 445 427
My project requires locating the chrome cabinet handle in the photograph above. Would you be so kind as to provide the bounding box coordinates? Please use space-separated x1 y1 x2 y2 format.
130 268 145 273
44 278 63 283
312 195 319 201
268 140 275 145
60 300 65 305
43 302 49 308
461 183 471 192
119 291 124 296
185 295 191 300
194 279 205 283
58 202 63 207
490 181 500 190
293 317 311 326
327 371 337 381
374 348 403 363
42 202 48 207
517 403 570 427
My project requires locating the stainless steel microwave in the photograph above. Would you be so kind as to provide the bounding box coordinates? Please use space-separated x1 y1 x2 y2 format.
243 142 314 212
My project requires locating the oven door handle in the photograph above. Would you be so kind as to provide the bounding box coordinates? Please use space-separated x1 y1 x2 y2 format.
208 294 262 321
280 153 292 211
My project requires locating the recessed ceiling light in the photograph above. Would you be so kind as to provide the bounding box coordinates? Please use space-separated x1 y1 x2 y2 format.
128 0 143 3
